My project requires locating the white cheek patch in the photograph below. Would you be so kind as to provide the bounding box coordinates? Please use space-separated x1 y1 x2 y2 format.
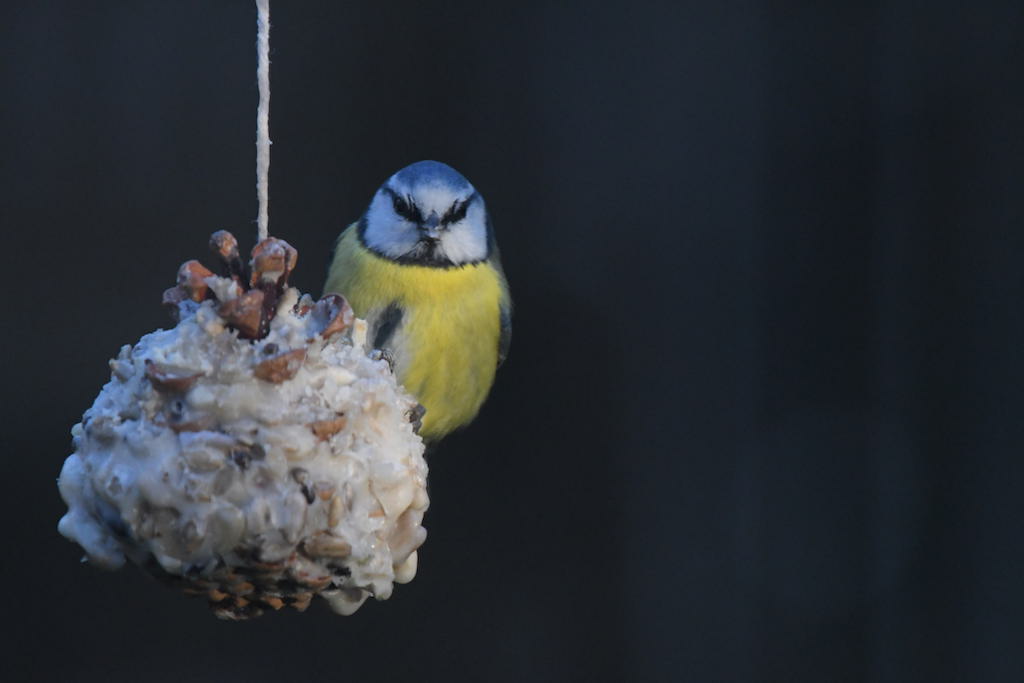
362 192 420 259
438 201 489 264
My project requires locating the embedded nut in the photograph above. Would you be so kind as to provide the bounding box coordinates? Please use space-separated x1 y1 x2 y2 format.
209 230 243 280
253 348 306 383
313 481 336 501
303 533 351 558
294 293 315 316
291 593 312 612
311 294 354 339
177 260 215 302
250 238 297 287
301 575 332 591
161 285 189 320
262 593 286 610
218 289 265 339
145 360 203 393
167 416 216 433
262 596 284 610
309 416 347 441
328 495 344 528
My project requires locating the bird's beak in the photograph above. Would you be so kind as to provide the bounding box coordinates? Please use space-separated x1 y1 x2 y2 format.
419 213 441 241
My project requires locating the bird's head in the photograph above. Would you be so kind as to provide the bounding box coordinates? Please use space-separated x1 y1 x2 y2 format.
359 160 490 267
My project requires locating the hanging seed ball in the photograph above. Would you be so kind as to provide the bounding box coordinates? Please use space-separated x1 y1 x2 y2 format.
57 232 428 620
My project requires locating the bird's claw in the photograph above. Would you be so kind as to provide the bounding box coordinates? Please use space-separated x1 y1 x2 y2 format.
368 348 395 373
406 403 426 434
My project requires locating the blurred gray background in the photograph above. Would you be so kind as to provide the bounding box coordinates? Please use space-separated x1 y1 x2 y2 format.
2 1 1022 681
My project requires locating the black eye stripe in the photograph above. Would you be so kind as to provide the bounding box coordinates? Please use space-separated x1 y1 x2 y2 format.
384 187 422 222
441 198 471 224
384 187 477 226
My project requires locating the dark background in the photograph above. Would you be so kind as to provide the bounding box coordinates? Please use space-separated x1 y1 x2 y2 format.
2 1 1022 681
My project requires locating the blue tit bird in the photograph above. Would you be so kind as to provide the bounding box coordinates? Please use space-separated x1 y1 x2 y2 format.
324 160 511 443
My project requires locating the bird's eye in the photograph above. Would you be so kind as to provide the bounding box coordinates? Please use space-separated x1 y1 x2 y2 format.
390 193 423 223
392 194 410 217
442 199 470 225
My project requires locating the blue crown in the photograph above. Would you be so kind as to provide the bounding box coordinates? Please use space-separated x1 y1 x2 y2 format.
390 160 473 192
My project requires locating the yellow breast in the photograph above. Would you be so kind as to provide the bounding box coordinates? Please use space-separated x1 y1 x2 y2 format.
324 226 506 440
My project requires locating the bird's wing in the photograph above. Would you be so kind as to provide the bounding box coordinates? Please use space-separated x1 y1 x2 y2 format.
486 225 512 368
371 301 404 351
498 301 512 367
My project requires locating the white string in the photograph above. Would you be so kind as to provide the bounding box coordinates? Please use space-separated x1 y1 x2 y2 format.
256 0 271 242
